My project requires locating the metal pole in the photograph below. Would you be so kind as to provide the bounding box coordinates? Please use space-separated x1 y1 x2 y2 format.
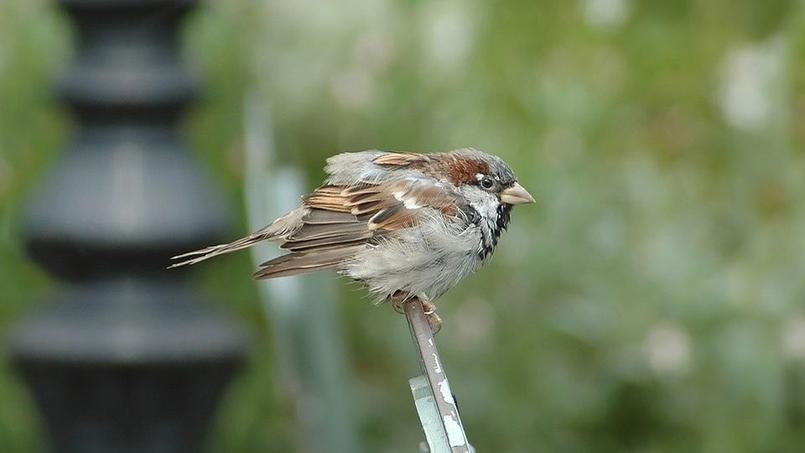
405 299 472 453
8 1 247 451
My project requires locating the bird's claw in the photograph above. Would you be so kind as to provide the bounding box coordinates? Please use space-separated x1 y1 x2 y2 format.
421 299 437 315
390 291 408 314
426 312 443 334
389 292 442 335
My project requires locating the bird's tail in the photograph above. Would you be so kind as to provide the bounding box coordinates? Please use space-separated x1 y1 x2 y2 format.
168 207 308 269
167 232 270 269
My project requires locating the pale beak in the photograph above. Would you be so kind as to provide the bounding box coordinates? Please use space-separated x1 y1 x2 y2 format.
500 182 535 205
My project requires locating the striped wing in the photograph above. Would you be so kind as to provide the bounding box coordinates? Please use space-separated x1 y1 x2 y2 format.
254 178 461 278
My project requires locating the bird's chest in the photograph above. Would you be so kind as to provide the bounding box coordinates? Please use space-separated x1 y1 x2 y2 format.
345 216 485 300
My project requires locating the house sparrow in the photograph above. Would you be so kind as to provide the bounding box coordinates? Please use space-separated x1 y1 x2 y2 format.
170 148 534 331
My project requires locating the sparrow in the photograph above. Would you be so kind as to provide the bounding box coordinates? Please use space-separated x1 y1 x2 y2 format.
170 148 534 331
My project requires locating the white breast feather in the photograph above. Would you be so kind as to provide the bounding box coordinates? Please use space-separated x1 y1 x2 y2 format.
342 211 483 302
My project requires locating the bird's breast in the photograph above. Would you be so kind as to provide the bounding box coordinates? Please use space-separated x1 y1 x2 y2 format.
341 214 484 300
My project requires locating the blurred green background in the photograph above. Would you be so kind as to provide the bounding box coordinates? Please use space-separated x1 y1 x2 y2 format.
2 0 805 451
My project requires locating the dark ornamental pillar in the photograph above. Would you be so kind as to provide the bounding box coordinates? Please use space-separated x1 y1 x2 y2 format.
9 1 247 452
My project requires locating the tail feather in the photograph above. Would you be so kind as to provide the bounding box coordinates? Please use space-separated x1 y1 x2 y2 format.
167 207 309 269
168 233 268 269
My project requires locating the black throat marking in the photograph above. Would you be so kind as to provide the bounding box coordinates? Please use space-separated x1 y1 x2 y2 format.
478 203 512 260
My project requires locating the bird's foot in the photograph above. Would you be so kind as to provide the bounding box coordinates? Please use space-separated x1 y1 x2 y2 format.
389 292 442 335
417 296 441 333
421 298 437 315
390 291 408 314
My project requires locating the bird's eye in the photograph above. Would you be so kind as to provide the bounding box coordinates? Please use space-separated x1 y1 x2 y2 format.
479 176 495 190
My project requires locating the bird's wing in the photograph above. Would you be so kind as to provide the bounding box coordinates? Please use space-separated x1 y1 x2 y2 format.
169 151 458 273
254 177 463 279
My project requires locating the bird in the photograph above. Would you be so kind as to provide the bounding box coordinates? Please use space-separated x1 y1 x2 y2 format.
169 148 534 331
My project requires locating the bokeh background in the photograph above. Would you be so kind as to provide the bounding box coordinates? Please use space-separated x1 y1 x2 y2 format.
2 0 805 451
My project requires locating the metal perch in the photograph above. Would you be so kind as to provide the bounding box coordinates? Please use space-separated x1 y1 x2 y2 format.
405 298 474 453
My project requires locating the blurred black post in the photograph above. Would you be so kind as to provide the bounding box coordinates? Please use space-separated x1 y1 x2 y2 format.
8 1 247 452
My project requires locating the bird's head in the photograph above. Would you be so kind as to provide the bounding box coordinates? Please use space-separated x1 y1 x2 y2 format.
437 148 534 222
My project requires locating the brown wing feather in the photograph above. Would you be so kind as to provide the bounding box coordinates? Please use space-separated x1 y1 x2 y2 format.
285 221 369 241
301 209 358 225
254 244 366 279
254 179 463 278
281 233 372 252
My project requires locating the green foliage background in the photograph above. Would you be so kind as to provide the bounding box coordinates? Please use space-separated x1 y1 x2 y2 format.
2 0 805 451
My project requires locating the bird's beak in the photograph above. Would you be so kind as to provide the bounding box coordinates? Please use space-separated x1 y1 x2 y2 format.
500 182 535 205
